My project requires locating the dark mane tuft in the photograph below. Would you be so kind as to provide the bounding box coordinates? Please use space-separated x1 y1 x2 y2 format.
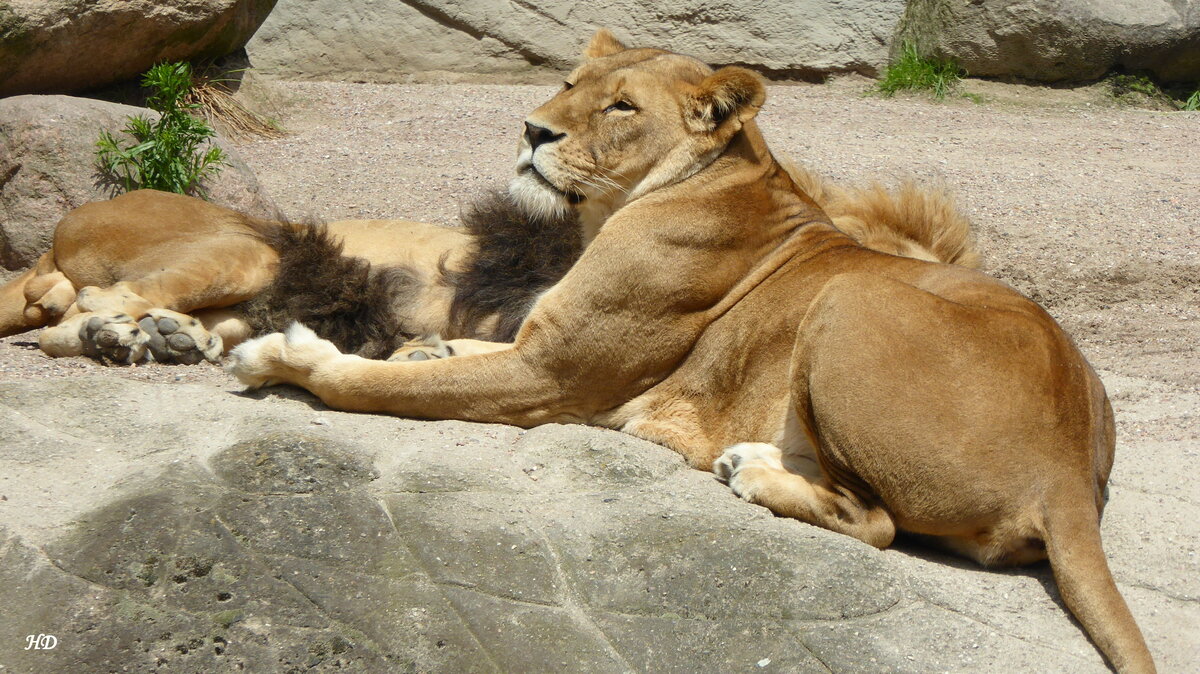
444 192 583 341
238 220 422 359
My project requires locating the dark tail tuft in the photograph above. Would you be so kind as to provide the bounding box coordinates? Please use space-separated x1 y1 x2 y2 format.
443 191 582 341
238 220 423 359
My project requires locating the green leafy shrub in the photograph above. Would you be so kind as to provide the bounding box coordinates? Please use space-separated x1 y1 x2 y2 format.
1108 73 1163 100
1183 89 1200 111
1107 73 1200 110
96 62 227 196
877 43 963 100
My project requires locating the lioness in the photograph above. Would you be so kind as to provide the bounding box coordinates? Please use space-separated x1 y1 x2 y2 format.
227 31 1153 672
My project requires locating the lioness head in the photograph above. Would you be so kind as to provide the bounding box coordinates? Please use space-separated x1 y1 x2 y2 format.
509 29 767 240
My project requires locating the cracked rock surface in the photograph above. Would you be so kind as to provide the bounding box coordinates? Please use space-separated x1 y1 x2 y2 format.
0 375 1194 671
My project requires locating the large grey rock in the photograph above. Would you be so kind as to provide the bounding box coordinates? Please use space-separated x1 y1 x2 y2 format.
0 95 277 274
246 0 908 82
0 0 279 97
0 375 1193 670
897 0 1200 83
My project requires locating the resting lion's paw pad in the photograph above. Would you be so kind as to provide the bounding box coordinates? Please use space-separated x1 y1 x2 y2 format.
77 312 149 364
138 309 222 365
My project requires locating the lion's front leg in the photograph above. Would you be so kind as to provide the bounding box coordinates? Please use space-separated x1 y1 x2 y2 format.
226 323 348 389
228 323 572 426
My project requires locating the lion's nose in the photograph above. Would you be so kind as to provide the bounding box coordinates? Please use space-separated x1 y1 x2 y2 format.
524 122 564 152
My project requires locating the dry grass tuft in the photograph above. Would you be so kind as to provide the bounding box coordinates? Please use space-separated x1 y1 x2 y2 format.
185 72 286 140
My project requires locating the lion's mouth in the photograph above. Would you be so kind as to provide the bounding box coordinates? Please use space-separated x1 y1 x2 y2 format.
523 165 585 205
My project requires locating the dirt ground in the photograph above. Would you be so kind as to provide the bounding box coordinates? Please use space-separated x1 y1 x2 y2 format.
0 76 1196 670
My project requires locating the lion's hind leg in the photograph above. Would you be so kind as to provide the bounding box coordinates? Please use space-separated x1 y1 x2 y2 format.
713 442 896 549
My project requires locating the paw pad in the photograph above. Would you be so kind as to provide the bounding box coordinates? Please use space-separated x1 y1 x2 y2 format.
137 310 221 365
77 313 142 363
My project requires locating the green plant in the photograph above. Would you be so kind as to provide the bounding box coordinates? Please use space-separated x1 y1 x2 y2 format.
1183 89 1200 111
877 43 963 100
96 61 227 196
1108 73 1162 100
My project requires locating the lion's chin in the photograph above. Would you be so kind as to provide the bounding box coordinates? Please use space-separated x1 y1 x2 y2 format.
508 171 575 222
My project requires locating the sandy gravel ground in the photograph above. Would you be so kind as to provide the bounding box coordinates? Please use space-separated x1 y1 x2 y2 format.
0 77 1196 669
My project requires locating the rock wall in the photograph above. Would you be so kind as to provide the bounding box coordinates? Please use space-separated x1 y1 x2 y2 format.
0 0 279 97
897 0 1200 83
245 0 908 82
244 0 1200 84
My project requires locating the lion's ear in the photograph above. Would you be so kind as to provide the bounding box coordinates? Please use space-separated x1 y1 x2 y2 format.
686 67 766 132
584 28 627 59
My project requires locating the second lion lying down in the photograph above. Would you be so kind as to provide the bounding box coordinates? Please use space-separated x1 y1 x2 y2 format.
227 31 1152 673
0 166 974 364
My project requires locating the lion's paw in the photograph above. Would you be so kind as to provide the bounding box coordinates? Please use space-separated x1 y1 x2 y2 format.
42 309 223 365
226 323 339 389
713 442 785 503
138 309 223 365
75 312 150 364
387 335 454 362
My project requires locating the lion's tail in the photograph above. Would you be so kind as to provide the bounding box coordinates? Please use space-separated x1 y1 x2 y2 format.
783 161 981 269
1042 489 1156 673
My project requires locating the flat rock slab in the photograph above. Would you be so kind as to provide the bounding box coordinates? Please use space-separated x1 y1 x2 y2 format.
0 375 1194 671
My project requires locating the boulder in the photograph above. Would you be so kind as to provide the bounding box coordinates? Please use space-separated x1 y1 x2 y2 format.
0 0 279 97
896 0 1200 83
0 95 277 275
2 375 1183 671
245 0 908 82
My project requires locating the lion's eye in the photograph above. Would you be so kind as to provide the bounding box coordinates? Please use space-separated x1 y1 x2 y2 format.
563 81 574 91
604 100 637 114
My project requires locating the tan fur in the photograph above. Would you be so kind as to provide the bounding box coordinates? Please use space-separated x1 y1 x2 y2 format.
782 160 980 268
227 33 1153 672
0 190 472 361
